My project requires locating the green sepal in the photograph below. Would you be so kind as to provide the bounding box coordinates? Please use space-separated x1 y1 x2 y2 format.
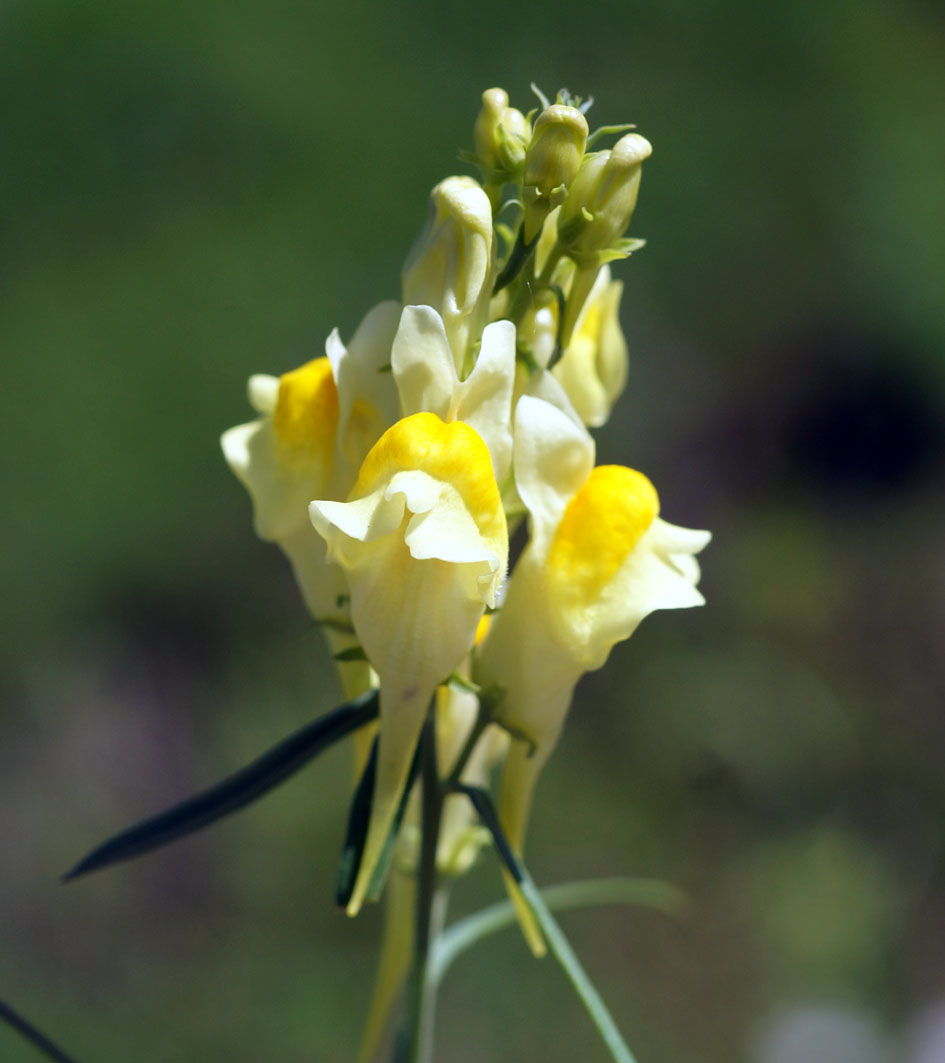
457 148 483 167
585 123 637 150
63 690 380 882
556 88 594 114
597 236 647 264
529 82 550 110
494 123 528 174
446 671 480 696
334 646 368 662
311 615 355 635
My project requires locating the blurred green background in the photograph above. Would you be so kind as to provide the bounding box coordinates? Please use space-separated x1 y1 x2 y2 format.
3 0 944 1060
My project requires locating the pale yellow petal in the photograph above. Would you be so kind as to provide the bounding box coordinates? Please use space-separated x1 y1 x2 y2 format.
309 413 508 913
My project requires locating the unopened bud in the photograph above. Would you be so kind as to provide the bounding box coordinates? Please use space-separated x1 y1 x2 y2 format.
557 133 652 260
402 176 494 367
474 87 529 177
523 105 588 196
474 88 509 167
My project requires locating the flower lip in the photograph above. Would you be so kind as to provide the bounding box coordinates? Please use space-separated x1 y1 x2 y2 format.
352 412 507 549
546 464 659 601
271 357 339 457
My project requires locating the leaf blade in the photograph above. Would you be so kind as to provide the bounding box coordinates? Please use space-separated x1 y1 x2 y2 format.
431 876 687 983
64 689 379 882
455 784 640 1063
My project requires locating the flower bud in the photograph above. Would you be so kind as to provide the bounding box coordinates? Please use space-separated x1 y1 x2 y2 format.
401 176 494 369
557 132 652 260
523 105 588 196
473 88 529 174
474 88 509 167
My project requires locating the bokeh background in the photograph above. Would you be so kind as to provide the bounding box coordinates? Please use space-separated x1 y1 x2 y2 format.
3 1 944 1060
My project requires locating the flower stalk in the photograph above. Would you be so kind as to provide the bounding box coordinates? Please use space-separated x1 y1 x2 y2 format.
401 712 444 1063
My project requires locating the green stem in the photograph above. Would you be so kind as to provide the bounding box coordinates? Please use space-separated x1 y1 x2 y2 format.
535 238 564 290
504 238 566 334
443 705 490 787
401 714 443 1063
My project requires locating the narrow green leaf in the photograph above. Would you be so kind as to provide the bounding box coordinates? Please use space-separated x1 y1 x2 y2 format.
431 877 687 983
455 784 640 1063
0 998 80 1063
493 226 539 295
63 690 379 882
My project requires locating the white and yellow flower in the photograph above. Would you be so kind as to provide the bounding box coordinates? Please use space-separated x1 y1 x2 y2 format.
221 301 402 697
310 412 508 915
550 266 628 428
475 384 710 882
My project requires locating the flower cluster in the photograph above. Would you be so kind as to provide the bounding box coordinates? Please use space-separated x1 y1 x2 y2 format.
222 86 709 943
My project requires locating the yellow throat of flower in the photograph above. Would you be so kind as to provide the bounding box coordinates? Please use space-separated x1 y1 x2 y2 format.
546 465 659 606
272 357 339 459
352 412 506 546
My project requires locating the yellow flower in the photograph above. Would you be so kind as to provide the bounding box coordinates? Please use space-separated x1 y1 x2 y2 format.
310 412 508 914
515 243 629 429
221 300 401 559
221 301 402 698
221 357 339 546
475 384 709 869
551 266 628 428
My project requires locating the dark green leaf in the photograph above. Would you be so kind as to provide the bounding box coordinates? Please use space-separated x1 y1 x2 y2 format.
0 998 80 1063
335 736 378 908
336 727 424 908
449 784 522 883
63 690 379 882
492 225 539 295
